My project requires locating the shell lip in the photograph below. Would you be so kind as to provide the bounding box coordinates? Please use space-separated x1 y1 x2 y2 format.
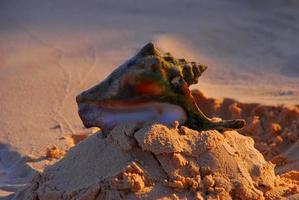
77 99 188 130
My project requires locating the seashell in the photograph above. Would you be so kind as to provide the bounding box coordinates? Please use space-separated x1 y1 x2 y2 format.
76 43 245 132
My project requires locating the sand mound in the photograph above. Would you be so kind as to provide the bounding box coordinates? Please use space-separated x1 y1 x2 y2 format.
12 123 298 200
192 89 299 174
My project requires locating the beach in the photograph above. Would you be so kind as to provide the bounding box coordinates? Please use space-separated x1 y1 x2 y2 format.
1 0 299 198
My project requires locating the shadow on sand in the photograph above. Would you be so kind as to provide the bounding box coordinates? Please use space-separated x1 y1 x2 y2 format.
0 143 38 199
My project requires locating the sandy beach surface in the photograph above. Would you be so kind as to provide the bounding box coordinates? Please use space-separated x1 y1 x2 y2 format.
1 0 299 198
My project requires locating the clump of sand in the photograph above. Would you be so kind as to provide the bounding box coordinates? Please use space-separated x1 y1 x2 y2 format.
192 89 299 174
12 123 299 200
45 145 65 160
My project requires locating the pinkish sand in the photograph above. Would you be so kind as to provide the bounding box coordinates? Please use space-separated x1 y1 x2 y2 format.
10 124 299 199
1 0 299 198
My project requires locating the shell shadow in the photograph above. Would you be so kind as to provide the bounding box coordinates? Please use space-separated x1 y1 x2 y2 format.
0 143 37 199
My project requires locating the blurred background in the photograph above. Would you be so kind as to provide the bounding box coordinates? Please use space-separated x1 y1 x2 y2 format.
1 0 299 103
0 0 299 197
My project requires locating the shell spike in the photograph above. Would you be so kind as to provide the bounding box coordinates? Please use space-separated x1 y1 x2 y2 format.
137 42 158 57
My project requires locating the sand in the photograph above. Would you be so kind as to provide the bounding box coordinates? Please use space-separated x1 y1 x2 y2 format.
1 0 299 198
6 88 298 199
192 90 299 175
12 123 299 200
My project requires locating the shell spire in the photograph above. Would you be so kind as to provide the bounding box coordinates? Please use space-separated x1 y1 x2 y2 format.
137 42 159 57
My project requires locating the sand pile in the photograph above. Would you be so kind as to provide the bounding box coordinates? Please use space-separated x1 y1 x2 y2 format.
12 123 298 200
192 90 299 174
